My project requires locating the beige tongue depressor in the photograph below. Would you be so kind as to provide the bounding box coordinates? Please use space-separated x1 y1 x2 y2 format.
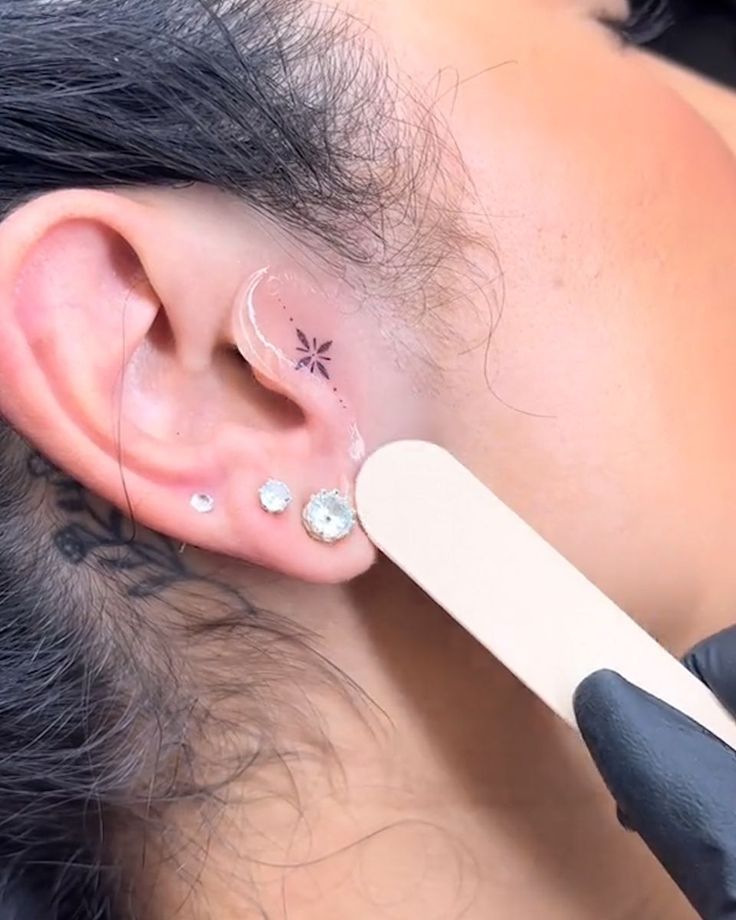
355 439 736 750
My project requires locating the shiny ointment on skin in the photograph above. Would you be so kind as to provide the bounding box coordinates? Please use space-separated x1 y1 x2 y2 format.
233 266 367 463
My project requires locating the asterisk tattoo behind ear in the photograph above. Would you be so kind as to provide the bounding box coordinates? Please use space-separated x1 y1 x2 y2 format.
295 329 333 379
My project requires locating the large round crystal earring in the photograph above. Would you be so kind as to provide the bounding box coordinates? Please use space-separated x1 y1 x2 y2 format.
302 489 356 543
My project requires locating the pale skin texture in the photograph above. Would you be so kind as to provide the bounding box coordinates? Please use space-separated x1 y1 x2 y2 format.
1 0 736 917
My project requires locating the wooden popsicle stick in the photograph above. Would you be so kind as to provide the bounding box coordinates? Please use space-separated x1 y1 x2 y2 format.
355 440 736 751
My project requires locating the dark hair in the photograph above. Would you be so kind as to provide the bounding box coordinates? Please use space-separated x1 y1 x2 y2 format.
611 0 679 45
0 1 454 916
2 0 384 254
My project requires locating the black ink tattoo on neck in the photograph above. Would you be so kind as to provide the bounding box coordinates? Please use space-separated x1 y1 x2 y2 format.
27 453 196 599
295 329 332 379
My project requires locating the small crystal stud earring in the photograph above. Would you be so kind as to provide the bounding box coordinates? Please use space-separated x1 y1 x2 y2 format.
258 479 292 514
302 489 356 543
190 493 215 514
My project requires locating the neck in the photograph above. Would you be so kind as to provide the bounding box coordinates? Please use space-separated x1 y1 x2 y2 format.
125 555 693 919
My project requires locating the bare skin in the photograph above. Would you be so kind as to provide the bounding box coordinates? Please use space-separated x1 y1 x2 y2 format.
2 1 736 918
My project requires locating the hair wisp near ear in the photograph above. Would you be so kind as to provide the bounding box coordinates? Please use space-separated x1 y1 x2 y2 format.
356 440 736 752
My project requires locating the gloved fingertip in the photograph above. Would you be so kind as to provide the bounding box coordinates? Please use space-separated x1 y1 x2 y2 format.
575 668 736 920
684 624 736 717
615 803 634 832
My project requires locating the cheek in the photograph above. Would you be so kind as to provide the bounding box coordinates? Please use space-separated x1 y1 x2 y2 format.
483 316 700 640
483 253 736 643
453 50 736 632
472 151 736 639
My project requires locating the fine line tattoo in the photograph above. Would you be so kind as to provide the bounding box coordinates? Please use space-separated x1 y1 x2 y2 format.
295 329 333 379
275 295 347 408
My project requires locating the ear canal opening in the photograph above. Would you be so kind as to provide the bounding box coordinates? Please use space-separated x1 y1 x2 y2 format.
146 307 175 355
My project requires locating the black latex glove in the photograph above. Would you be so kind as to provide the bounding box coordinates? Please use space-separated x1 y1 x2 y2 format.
574 625 736 919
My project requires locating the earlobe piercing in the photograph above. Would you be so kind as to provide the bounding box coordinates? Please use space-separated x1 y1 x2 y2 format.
258 479 292 514
190 493 215 514
302 489 356 543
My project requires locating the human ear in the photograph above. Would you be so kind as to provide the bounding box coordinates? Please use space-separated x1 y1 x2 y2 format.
0 188 377 583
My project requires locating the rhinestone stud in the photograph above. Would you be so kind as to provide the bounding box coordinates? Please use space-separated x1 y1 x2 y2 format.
258 479 292 514
302 489 356 543
190 492 215 514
